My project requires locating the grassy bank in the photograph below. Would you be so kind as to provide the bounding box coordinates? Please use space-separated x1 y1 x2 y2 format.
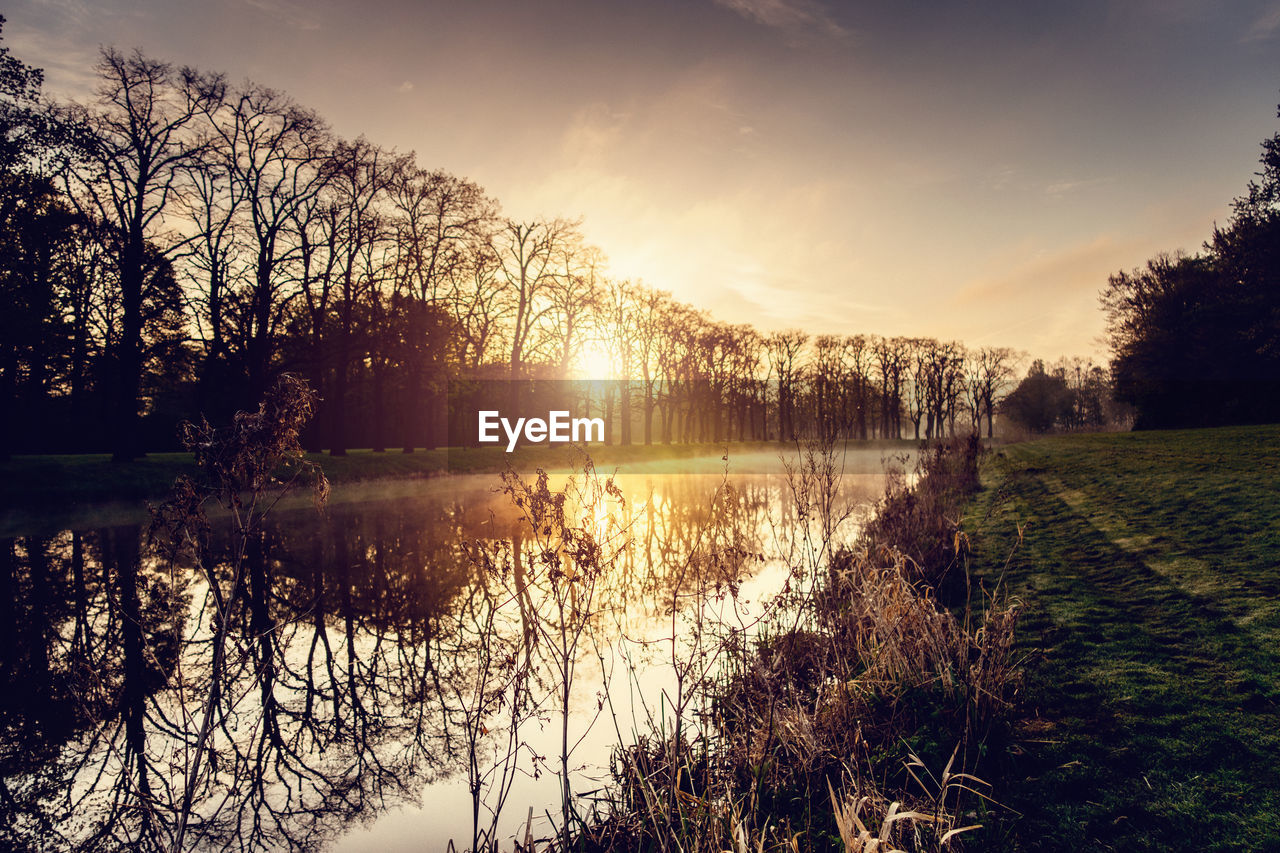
967 425 1280 851
0 439 917 511
575 436 1019 851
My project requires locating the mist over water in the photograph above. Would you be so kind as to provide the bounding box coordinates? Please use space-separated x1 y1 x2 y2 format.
0 449 894 852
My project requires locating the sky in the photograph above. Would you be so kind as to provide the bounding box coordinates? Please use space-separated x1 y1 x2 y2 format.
7 0 1280 361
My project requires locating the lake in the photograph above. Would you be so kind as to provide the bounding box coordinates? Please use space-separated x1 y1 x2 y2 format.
0 446 902 852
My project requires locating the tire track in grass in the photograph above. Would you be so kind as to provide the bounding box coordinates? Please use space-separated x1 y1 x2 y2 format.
974 444 1280 852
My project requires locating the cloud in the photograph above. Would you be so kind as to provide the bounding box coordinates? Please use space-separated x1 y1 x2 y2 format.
240 0 321 31
922 236 1137 358
396 80 414 93
1044 176 1110 197
712 0 847 38
552 70 761 173
559 102 631 164
987 165 1018 192
949 235 1132 308
1242 3 1280 41
5 16 100 99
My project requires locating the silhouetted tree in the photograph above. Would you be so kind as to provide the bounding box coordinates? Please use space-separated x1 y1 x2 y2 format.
1001 360 1073 433
1102 252 1235 427
494 218 581 380
62 48 217 460
968 346 1018 438
323 137 393 456
631 286 669 445
767 330 807 441
200 78 331 401
0 34 1039 457
388 162 496 450
1102 104 1280 428
872 336 906 439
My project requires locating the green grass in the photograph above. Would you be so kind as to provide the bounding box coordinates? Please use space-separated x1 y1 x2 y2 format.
966 425 1280 851
0 452 200 507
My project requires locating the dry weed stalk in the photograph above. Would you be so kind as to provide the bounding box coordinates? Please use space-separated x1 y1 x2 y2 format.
826 748 984 853
150 374 328 853
543 438 1019 852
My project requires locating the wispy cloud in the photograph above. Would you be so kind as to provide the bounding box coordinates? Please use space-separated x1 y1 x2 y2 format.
1242 3 1280 41
987 165 1019 192
712 0 847 38
1044 176 1110 197
982 167 1109 198
948 235 1137 311
6 20 100 99
559 101 632 164
556 71 761 169
240 0 321 31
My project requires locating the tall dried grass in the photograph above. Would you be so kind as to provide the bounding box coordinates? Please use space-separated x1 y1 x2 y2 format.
551 437 1019 853
859 435 983 596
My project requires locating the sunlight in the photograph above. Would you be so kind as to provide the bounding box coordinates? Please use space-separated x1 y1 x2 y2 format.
573 341 616 379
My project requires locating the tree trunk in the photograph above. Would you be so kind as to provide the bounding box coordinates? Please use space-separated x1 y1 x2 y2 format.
372 362 387 453
113 251 144 462
620 380 632 445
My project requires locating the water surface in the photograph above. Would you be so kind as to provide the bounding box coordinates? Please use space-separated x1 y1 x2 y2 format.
0 447 899 851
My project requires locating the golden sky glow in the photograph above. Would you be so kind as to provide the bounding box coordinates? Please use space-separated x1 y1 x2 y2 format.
9 0 1280 360
573 342 618 381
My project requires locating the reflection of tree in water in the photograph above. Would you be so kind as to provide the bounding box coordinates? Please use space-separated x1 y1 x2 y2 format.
0 499 476 852
0 469 817 851
626 476 779 612
0 527 184 851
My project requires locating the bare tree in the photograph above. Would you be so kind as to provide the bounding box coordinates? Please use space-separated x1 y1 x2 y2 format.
630 286 669 445
913 338 962 439
940 341 966 437
727 324 765 440
324 136 394 456
63 48 217 460
548 244 604 376
389 163 496 306
766 330 808 442
871 336 907 440
654 299 704 443
176 81 243 410
596 275 638 443
388 163 496 450
202 80 331 399
492 218 581 379
844 334 873 439
812 334 845 441
450 246 510 371
969 346 1018 438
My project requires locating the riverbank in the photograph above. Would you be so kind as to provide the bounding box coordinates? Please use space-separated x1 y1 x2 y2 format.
967 424 1280 850
571 435 1020 851
0 438 919 511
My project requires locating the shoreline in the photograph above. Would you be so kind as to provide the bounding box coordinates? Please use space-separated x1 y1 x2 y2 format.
0 438 922 536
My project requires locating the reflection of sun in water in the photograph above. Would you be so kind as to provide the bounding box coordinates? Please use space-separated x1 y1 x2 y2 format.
573 341 616 379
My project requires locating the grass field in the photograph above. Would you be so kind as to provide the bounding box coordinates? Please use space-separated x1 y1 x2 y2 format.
967 425 1280 851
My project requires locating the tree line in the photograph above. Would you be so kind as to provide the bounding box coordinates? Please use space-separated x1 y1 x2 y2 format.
0 23 1029 460
999 356 1125 435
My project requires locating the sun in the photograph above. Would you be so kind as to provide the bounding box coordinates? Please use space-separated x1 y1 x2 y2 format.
573 341 616 379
